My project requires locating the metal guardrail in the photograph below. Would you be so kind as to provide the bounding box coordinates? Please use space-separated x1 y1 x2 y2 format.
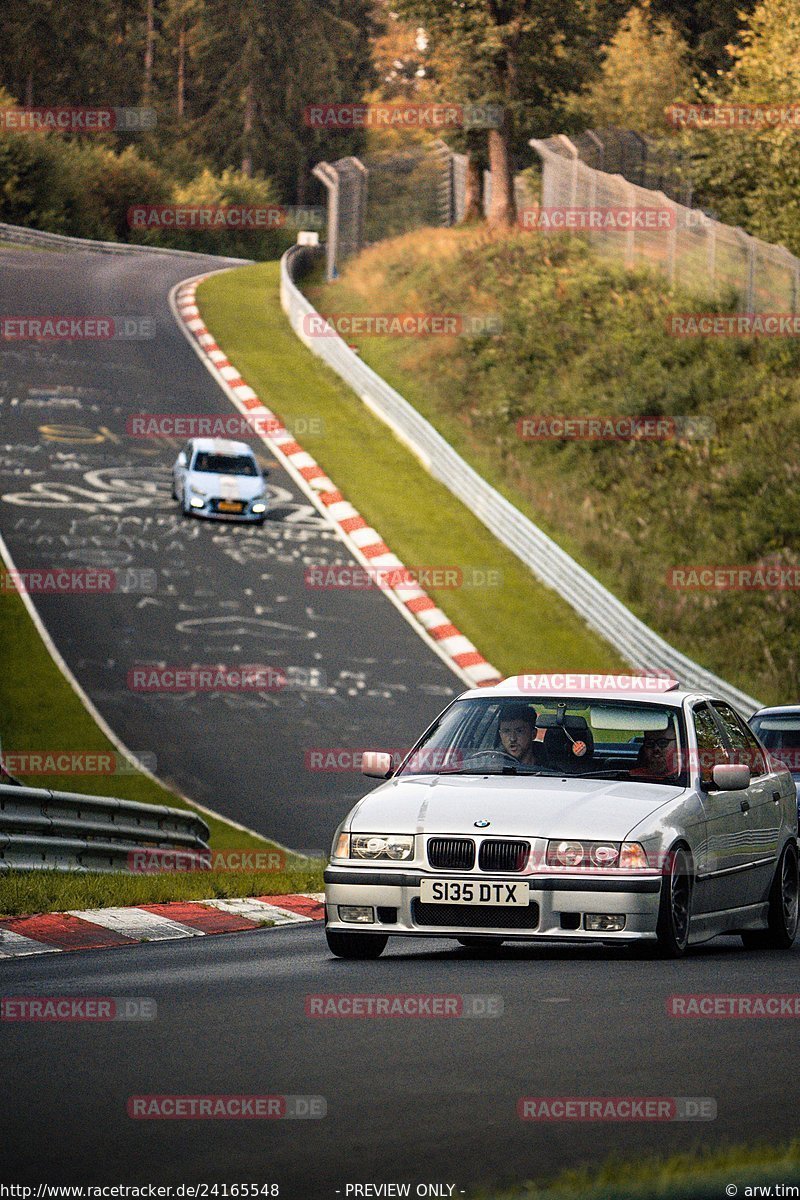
281 243 762 716
0 220 251 262
0 783 211 873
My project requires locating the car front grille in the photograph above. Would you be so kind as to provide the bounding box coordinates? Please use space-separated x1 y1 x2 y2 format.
478 839 530 873
427 838 475 870
411 898 539 930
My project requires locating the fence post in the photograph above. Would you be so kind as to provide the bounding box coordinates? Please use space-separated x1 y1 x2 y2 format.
625 181 636 268
745 233 757 312
664 193 678 288
587 167 598 244
557 134 579 208
312 157 367 281
706 217 717 295
312 161 339 282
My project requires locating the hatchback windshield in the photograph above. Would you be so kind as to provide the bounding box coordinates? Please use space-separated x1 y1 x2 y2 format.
750 714 800 777
397 697 687 784
192 452 258 476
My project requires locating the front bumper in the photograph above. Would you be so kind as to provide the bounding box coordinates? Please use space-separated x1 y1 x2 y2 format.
187 499 266 522
324 866 663 941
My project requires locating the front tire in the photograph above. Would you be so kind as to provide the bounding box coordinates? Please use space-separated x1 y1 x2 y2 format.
325 929 387 959
655 845 693 958
741 841 799 950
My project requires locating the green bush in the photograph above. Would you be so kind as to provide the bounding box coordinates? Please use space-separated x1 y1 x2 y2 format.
131 166 296 260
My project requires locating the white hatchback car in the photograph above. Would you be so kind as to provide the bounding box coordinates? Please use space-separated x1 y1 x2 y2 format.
172 438 269 523
325 676 798 959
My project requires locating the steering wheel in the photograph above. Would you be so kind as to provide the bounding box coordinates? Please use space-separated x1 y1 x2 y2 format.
462 749 523 768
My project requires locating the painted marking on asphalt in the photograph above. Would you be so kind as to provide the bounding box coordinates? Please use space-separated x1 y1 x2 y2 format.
0 895 326 960
259 893 325 920
138 902 261 934
202 897 312 924
67 907 204 941
0 928 60 957
0 912 137 950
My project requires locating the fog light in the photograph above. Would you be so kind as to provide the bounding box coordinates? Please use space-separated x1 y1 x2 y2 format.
584 914 626 932
252 503 266 513
190 496 205 508
338 906 374 924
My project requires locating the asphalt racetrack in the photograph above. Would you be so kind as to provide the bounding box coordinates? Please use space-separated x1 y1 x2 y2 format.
0 245 459 851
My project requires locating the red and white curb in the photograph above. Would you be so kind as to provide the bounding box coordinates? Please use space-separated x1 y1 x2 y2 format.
0 893 324 958
171 276 501 690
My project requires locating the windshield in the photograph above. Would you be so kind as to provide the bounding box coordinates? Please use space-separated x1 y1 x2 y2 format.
192 452 258 476
396 696 687 785
750 714 800 776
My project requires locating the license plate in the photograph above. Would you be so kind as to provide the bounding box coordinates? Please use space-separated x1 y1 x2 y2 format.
419 879 529 906
218 501 243 513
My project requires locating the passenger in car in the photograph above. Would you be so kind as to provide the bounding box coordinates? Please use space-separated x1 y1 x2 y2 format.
631 728 681 781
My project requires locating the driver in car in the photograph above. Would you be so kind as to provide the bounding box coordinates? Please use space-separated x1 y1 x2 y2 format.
498 703 547 767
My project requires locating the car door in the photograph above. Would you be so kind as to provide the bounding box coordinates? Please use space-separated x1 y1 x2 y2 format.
711 701 781 905
691 702 747 915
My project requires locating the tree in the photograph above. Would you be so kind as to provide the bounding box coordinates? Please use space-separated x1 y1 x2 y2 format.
683 0 800 253
648 0 759 75
187 0 373 201
392 0 595 228
570 2 694 136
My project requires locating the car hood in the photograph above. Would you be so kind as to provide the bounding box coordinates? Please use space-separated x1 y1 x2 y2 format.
187 470 264 500
349 774 685 841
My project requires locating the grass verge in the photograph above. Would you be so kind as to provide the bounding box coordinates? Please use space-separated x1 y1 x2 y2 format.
0 865 323 918
480 1139 800 1199
0 580 323 916
196 264 626 679
304 226 800 705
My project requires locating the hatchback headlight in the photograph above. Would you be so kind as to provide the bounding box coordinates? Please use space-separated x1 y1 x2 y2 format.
351 833 414 861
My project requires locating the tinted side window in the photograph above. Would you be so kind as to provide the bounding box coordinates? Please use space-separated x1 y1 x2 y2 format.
692 704 728 786
713 702 767 777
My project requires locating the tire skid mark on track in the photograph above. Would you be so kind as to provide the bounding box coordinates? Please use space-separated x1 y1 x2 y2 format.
172 276 501 690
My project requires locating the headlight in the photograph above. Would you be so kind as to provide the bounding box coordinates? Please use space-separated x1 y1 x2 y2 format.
190 486 208 497
351 833 414 861
545 840 647 869
548 840 588 868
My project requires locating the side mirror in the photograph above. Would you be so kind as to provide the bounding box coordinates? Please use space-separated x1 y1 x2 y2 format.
362 751 393 779
712 763 750 791
177 451 187 467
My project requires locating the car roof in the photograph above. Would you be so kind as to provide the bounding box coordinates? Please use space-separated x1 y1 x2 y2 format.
188 438 254 456
459 675 696 707
751 705 800 717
